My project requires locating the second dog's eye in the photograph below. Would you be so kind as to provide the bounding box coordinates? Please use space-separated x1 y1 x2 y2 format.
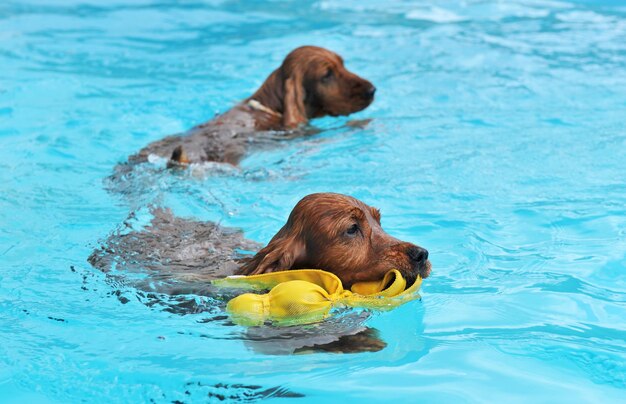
346 223 359 236
321 69 334 82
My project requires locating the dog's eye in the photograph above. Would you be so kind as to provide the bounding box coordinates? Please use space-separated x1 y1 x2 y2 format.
346 223 359 236
321 69 334 82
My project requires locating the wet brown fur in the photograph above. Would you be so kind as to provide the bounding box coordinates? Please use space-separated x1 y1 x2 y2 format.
128 46 375 167
91 194 430 289
238 193 431 287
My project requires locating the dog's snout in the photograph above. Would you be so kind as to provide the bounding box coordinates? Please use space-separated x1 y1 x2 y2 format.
408 246 428 264
353 79 376 99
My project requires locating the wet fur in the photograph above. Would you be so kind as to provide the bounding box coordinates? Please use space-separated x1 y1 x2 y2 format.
88 207 260 289
238 193 431 287
122 46 375 168
90 194 430 291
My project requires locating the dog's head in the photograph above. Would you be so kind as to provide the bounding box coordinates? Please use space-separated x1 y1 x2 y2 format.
238 193 431 287
251 46 376 128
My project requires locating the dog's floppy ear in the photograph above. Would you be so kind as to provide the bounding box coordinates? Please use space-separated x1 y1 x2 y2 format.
249 65 308 130
282 70 307 129
238 230 306 275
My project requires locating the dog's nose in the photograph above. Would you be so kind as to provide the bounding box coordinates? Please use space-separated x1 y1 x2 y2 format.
408 246 428 264
365 85 376 98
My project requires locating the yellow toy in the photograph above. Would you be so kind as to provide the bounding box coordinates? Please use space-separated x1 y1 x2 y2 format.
213 269 422 326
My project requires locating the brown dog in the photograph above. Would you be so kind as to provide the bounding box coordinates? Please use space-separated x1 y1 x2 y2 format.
127 46 376 167
89 193 428 352
238 193 431 287
90 193 430 290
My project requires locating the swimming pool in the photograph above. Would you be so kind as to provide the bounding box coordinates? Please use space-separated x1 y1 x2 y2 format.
1 0 626 402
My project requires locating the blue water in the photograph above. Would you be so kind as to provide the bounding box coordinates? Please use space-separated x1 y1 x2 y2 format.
2 0 626 402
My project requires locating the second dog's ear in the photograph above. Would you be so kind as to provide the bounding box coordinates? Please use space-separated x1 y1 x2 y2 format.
282 73 307 129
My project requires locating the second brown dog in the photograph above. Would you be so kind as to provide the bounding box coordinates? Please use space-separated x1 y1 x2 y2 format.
127 46 376 168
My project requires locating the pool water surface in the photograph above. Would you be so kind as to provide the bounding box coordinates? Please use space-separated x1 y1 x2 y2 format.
1 0 626 402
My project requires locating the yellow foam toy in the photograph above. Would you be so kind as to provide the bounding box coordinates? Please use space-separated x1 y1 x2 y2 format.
212 269 422 326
